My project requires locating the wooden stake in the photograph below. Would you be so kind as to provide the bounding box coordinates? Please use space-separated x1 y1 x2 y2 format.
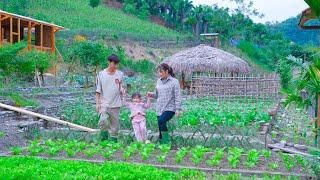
0 103 99 133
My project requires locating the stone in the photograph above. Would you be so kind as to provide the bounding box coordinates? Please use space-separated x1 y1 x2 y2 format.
272 148 281 152
286 142 294 147
279 140 286 148
294 144 307 151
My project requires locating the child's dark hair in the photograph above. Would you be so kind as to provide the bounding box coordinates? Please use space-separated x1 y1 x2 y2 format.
157 63 175 77
132 92 141 99
108 54 120 64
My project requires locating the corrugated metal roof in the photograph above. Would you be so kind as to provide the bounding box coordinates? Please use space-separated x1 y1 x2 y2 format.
0 10 65 30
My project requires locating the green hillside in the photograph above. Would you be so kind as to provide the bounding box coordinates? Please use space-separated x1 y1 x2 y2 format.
1 0 187 41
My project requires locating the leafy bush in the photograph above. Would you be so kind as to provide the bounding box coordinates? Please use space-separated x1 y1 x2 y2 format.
123 0 150 19
14 50 56 78
0 42 26 82
89 0 100 8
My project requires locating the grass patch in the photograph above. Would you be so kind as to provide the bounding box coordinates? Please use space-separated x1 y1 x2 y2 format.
24 0 186 41
6 93 39 107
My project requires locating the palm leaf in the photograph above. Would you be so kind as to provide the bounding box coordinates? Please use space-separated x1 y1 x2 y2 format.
305 0 320 17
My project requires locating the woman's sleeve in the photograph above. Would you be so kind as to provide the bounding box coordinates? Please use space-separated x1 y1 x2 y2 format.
174 80 182 111
151 80 159 99
151 89 158 99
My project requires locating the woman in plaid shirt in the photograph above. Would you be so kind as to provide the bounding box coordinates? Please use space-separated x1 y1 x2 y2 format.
147 63 182 144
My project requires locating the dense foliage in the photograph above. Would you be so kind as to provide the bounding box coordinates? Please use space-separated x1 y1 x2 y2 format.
268 16 320 46
0 43 55 84
111 0 304 71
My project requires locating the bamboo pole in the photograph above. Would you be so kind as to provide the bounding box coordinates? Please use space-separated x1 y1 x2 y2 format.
0 103 99 133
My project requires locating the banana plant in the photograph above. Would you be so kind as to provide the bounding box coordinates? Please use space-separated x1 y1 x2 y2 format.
304 0 320 17
284 56 320 145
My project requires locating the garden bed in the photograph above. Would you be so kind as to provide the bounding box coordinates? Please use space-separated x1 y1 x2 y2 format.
2 140 316 179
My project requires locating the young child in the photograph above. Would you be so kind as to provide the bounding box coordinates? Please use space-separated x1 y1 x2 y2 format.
123 92 151 143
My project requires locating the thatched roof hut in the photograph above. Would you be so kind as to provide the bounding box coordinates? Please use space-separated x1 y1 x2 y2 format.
163 44 250 74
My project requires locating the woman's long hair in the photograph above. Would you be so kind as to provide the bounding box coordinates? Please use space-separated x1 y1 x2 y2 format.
158 63 175 77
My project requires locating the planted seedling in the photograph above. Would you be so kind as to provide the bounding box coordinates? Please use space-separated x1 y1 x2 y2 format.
123 142 140 160
279 152 295 171
9 147 23 155
65 148 77 157
191 145 209 165
46 146 61 157
27 140 43 156
244 149 259 168
294 154 306 169
227 147 243 168
267 162 279 170
44 139 56 148
175 147 188 164
261 150 271 160
102 148 116 159
140 143 155 161
83 148 99 158
156 144 171 163
206 148 225 167
0 131 5 138
77 142 87 151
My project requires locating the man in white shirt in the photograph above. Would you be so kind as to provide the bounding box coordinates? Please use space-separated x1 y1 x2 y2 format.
96 54 124 142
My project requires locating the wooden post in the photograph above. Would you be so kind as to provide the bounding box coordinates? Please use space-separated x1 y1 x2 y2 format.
27 21 31 50
9 17 13 43
0 15 2 46
17 18 20 42
50 26 55 53
40 24 43 51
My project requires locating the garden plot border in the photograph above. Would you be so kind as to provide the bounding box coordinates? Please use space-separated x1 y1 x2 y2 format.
0 153 314 179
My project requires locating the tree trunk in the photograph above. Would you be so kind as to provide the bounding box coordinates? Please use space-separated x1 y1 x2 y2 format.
85 74 89 89
317 94 320 127
203 22 209 33
195 22 201 38
315 94 320 146
41 74 45 86
93 67 97 88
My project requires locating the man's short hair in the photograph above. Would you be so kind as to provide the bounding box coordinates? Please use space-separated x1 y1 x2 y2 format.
108 54 120 64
